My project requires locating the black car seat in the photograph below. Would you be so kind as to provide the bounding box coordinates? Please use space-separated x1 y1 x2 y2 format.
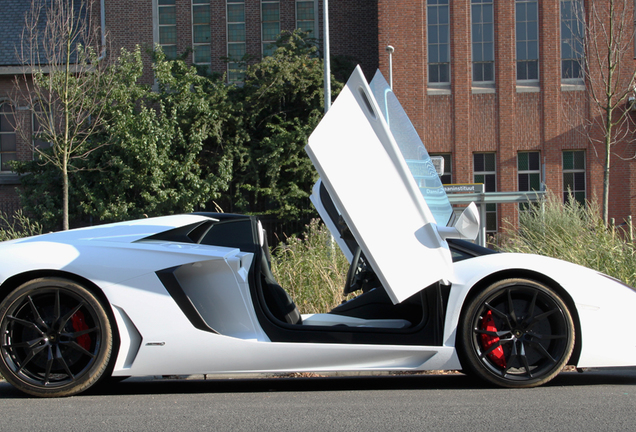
260 248 302 325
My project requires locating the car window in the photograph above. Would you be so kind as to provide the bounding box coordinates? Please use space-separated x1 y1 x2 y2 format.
369 71 454 227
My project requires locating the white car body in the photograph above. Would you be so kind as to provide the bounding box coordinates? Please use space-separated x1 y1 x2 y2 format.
0 67 635 397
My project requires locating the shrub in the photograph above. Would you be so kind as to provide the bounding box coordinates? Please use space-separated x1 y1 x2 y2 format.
271 219 349 314
500 191 636 287
0 210 43 242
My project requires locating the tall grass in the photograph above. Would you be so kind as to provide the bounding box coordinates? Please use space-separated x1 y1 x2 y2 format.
271 219 349 314
501 191 636 287
0 210 43 242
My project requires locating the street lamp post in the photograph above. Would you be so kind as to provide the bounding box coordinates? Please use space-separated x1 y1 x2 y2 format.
323 0 331 113
386 45 394 89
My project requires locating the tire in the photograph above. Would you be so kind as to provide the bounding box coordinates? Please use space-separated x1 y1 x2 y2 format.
0 278 113 397
457 278 574 388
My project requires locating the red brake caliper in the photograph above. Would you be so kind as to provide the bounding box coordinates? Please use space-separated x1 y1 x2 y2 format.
71 310 91 351
480 310 506 368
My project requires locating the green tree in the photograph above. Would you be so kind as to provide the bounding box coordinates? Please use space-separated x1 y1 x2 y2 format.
15 48 235 229
76 48 234 223
13 0 120 230
224 30 342 221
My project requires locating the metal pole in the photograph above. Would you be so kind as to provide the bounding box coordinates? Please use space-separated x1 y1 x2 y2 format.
386 45 394 89
323 0 331 113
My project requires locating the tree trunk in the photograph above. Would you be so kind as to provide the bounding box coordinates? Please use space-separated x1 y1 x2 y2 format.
62 160 69 231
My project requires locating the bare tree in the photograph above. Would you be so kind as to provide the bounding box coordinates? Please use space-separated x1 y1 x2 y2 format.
568 0 636 225
13 0 115 230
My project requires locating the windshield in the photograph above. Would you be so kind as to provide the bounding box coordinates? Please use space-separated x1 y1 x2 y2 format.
369 71 454 226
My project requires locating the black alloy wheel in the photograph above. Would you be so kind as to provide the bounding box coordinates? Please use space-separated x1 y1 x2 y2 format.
0 278 112 397
458 278 574 388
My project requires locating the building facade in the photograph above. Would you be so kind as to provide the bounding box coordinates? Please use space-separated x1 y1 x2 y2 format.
3 0 636 236
378 0 636 235
0 0 378 220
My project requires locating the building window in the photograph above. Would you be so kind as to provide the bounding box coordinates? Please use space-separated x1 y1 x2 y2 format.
563 150 586 205
516 0 539 81
0 103 16 172
561 0 585 79
431 154 452 184
158 0 177 59
192 0 211 74
262 1 280 57
472 0 495 83
227 0 246 83
428 0 450 84
296 1 316 36
32 102 52 150
518 151 541 210
474 153 497 233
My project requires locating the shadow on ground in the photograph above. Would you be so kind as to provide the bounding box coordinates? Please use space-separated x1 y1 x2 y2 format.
2 368 635 399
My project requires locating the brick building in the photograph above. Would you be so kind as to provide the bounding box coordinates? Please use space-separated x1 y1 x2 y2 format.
2 0 636 236
377 0 636 235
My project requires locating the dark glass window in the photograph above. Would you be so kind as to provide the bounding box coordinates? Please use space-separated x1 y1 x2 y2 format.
296 1 315 34
431 153 452 184
428 0 450 84
158 0 177 59
561 0 585 79
516 0 539 81
0 103 17 172
193 0 211 74
227 1 246 83
472 0 495 82
518 152 541 210
474 153 497 232
563 151 586 205
262 1 280 57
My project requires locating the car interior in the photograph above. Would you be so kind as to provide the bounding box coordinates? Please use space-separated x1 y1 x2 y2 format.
149 206 493 346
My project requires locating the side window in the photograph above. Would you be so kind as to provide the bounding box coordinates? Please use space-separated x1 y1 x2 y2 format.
32 102 52 150
0 103 17 172
200 219 257 252
262 1 280 57
431 153 452 184
158 0 177 59
227 0 247 83
428 0 451 85
192 0 212 74
563 150 586 205
516 0 539 81
472 0 495 83
296 1 317 36
560 0 585 80
473 153 497 233
518 151 541 210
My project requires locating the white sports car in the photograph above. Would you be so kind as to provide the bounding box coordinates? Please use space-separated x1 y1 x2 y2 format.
1 68 635 397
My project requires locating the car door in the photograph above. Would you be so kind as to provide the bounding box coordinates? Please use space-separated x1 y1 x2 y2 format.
305 66 454 304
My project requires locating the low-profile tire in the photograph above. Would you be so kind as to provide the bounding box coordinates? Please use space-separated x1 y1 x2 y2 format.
0 278 113 397
457 278 574 388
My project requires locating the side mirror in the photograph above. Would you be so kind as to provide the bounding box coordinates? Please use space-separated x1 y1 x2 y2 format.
436 202 480 241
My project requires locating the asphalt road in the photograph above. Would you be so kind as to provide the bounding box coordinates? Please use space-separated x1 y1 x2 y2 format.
1 369 635 431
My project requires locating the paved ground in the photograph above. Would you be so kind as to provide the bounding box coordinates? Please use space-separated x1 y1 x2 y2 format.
1 368 635 431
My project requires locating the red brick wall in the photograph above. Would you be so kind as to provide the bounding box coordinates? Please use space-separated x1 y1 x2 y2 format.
378 0 636 229
104 0 378 83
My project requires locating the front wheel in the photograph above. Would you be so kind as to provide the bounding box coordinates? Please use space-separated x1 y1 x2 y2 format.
0 278 113 397
457 278 574 388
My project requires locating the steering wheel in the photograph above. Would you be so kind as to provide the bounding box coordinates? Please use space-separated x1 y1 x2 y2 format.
344 246 363 295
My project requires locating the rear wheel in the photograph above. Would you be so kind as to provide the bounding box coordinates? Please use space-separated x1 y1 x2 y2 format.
0 278 112 397
458 278 574 388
